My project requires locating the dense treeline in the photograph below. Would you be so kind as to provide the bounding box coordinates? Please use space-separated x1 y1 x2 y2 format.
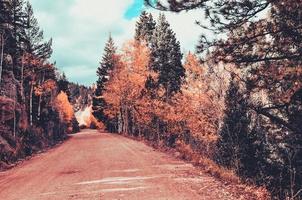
0 0 78 169
69 81 93 112
93 3 302 199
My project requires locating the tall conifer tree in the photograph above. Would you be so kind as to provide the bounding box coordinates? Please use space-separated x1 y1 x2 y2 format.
23 2 52 60
150 14 185 97
215 76 251 172
57 73 70 97
92 35 117 126
134 11 156 44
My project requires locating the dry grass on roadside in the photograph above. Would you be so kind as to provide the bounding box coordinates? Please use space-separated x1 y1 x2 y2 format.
175 142 271 200
120 133 271 200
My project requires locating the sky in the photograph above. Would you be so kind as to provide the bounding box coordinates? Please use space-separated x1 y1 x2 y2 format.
29 0 205 86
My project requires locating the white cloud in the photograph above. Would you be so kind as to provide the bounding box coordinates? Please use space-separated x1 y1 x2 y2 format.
69 0 133 25
148 9 204 53
35 12 56 28
30 0 204 86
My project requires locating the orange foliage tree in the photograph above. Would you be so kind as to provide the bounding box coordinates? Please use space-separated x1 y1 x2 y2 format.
176 52 219 139
54 91 74 124
144 52 222 153
102 43 222 153
21 53 56 125
103 40 156 135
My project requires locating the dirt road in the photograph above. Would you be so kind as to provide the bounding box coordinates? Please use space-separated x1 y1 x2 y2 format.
0 130 237 200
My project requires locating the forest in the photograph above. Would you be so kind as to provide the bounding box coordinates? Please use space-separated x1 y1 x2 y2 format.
92 1 302 199
0 0 80 169
0 0 301 199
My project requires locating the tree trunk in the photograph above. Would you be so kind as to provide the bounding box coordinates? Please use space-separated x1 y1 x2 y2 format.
10 87 16 138
0 32 4 84
118 106 123 134
29 82 33 126
13 99 16 139
131 107 136 135
21 53 24 87
138 125 142 138
37 73 45 121
124 105 128 134
122 104 126 134
37 95 42 121
157 119 160 144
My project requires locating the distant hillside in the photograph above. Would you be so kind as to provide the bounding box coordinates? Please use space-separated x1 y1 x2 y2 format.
69 83 94 112
69 83 101 128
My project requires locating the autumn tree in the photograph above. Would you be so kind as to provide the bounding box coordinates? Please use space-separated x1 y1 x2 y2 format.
180 53 219 138
157 52 220 152
145 1 302 198
103 40 155 135
0 0 55 128
54 91 74 122
0 0 74 166
20 54 55 126
145 0 302 134
54 91 74 133
34 78 56 119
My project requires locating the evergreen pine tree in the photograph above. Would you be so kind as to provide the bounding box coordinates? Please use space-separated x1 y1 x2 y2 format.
150 14 185 97
134 11 156 44
241 116 270 180
285 88 302 197
215 75 251 173
23 2 52 60
92 35 117 127
12 0 27 78
1 0 14 76
57 73 70 99
0 0 25 74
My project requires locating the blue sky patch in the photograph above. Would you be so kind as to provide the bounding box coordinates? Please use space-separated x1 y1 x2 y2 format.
124 0 144 19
